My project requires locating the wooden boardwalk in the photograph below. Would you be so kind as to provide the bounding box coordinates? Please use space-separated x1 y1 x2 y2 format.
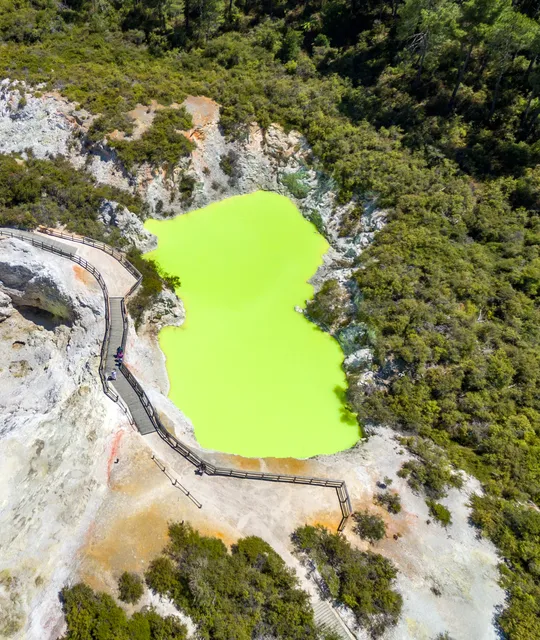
0 227 352 532
313 600 356 639
106 297 155 435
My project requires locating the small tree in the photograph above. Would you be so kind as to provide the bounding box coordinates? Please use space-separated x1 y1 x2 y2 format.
353 510 386 544
118 571 144 604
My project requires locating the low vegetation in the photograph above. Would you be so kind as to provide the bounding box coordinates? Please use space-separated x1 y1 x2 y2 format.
305 279 350 330
0 154 140 241
110 108 195 171
281 170 310 199
127 248 181 328
374 491 402 515
293 525 402 638
219 149 241 185
397 438 463 499
0 153 178 320
60 583 187 639
352 510 386 544
426 500 453 527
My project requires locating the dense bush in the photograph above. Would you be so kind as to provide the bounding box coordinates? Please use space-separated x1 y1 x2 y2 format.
281 170 310 199
0 153 178 322
305 279 350 331
118 571 144 604
127 248 181 327
110 108 195 170
396 438 463 500
145 522 333 640
352 510 387 544
60 583 187 640
293 525 402 638
0 154 140 240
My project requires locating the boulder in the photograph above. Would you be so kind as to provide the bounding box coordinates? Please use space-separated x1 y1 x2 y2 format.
99 200 157 252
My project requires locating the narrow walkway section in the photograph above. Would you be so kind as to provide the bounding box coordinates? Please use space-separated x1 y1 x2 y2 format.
107 297 155 435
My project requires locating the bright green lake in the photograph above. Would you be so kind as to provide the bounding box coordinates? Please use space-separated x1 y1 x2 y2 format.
145 191 359 458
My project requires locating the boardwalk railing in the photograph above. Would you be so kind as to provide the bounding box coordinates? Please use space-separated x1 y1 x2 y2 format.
36 226 143 297
1 228 352 531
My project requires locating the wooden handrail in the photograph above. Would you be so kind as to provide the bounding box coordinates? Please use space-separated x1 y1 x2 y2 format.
1 228 352 531
36 226 143 298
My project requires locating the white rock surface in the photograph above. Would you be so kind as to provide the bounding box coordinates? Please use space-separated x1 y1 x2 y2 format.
0 238 126 638
0 238 101 322
0 289 13 321
140 286 185 331
0 80 79 160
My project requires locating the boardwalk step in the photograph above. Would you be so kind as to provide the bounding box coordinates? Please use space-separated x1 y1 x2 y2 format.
313 601 355 640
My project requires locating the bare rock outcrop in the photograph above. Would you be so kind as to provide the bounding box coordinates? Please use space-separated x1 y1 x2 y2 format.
141 286 185 331
98 200 157 253
0 238 101 321
0 80 81 160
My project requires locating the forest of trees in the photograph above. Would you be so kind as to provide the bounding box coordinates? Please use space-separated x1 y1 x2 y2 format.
1 0 540 637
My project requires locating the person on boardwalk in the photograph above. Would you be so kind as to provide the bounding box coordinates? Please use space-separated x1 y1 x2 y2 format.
109 370 117 381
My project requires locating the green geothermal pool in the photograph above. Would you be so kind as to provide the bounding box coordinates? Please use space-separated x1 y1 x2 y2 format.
145 191 359 458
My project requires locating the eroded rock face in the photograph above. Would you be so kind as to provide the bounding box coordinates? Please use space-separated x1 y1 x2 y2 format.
0 238 101 321
140 286 185 331
0 290 13 322
0 80 81 160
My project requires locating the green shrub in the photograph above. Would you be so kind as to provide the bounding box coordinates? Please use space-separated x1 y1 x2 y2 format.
397 438 463 500
281 171 310 199
219 150 241 180
0 153 141 239
60 583 187 639
178 173 197 203
118 571 144 604
308 209 326 235
374 491 402 515
111 108 195 171
426 501 452 527
305 279 349 330
146 522 323 640
127 247 180 328
352 510 386 544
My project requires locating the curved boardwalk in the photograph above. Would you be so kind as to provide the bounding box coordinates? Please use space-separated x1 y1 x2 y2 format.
0 226 352 531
